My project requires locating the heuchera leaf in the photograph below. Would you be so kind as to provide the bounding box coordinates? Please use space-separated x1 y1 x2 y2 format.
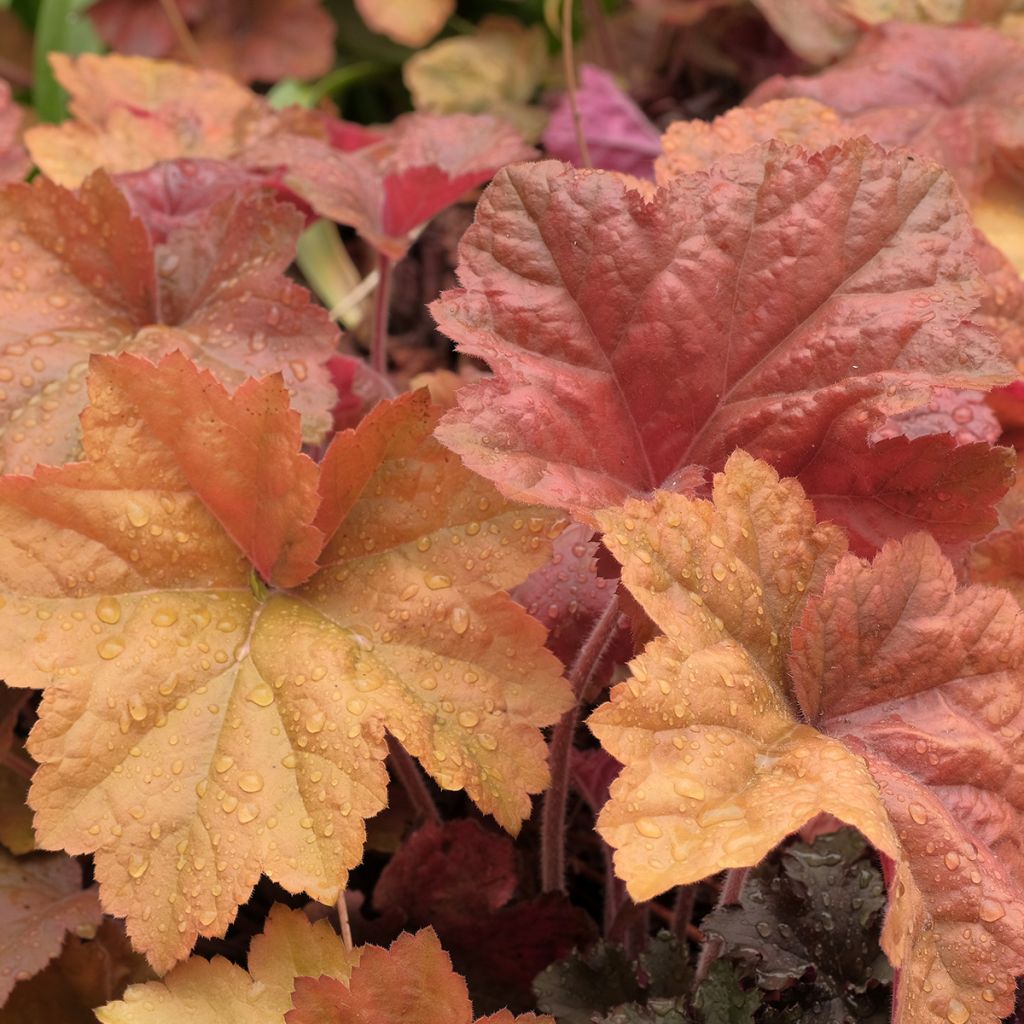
86 0 336 84
404 17 549 142
543 66 662 180
24 53 325 188
2 918 154 1024
588 451 1024 1024
971 454 1024 603
0 168 339 472
0 356 571 970
245 112 536 260
0 848 103 1006
373 820 596 1008
0 81 28 186
95 904 356 1024
655 99 855 182
748 23 1024 202
354 0 455 48
286 929 553 1024
702 831 891 1022
431 144 1013 531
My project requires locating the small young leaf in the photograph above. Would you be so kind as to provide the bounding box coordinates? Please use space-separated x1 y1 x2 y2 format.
695 963 762 1024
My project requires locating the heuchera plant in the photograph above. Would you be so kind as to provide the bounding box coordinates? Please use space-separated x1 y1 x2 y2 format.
4 5 1024 1024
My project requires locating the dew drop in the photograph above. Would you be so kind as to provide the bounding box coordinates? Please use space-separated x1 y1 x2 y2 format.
944 851 960 871
426 574 452 590
634 818 663 839
457 710 479 729
97 637 126 660
979 898 1005 922
152 609 179 628
305 711 326 734
96 596 122 625
198 908 217 927
450 607 470 635
238 772 264 793
214 755 234 774
909 803 928 825
126 502 150 528
127 853 150 879
946 998 970 1024
246 684 275 707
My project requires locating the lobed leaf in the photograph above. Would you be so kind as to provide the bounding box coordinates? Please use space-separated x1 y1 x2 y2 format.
95 904 356 1024
432 144 1013 539
287 928 552 1024
24 53 325 188
86 0 336 84
0 848 103 1006
748 23 1024 202
0 357 570 969
246 111 536 260
0 168 338 471
589 452 1024 1024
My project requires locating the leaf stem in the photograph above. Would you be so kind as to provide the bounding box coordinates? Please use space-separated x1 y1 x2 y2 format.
561 0 592 170
387 737 441 826
583 0 620 75
694 866 749 983
336 893 353 951
370 253 393 377
157 0 203 66
670 884 696 942
540 594 621 892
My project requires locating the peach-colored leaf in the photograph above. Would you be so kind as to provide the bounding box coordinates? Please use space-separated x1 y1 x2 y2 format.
24 53 323 188
0 362 569 970
432 145 1012 518
0 81 28 186
0 168 338 472
88 0 336 84
286 929 554 1024
748 23 1024 203
354 0 454 47
0 849 103 1006
95 905 357 1023
655 99 855 182
589 452 1024 1024
245 112 536 260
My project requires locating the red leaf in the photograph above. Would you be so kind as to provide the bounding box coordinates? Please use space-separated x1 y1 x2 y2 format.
432 144 1013 519
374 820 517 924
87 0 336 84
246 112 536 260
0 169 339 471
543 65 661 179
799 431 1014 556
748 23 1024 202
512 522 620 669
0 80 28 185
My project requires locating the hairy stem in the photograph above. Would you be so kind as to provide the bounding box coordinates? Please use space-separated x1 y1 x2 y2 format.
157 0 203 66
540 594 621 893
387 737 441 826
370 253 393 377
561 0 592 169
670 884 697 943
694 866 749 983
336 893 353 951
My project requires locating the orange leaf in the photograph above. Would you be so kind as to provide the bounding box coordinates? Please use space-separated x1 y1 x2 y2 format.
656 99 855 181
0 169 338 473
24 54 323 188
0 360 570 970
589 451 1024 1024
0 848 103 1006
285 928 553 1024
354 0 455 47
95 904 357 1023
